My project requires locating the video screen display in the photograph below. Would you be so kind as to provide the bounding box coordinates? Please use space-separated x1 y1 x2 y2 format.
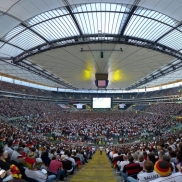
98 80 106 87
92 97 111 108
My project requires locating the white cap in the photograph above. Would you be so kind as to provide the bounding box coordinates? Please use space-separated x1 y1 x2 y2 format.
36 158 42 163
41 169 47 174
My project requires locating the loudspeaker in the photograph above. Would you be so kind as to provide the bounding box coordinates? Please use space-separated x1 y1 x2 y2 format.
101 52 103 58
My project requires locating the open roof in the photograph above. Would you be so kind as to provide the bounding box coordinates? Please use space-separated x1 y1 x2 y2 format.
1 0 182 91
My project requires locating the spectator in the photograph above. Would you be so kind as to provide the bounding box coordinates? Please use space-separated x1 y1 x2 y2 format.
127 160 159 182
48 155 66 181
121 156 141 181
152 160 182 182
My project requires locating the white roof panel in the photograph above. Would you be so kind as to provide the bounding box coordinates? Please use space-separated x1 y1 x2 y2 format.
0 60 66 88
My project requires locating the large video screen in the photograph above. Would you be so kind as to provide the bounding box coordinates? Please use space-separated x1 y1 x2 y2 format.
92 98 111 108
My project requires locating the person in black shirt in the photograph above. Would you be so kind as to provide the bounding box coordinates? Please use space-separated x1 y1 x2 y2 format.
60 155 73 175
0 149 12 181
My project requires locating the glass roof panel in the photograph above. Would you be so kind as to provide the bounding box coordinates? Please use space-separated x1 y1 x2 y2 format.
31 15 79 41
124 15 172 41
72 3 129 13
75 12 124 34
95 3 101 11
3 25 26 41
135 7 178 27
9 29 46 50
177 25 182 32
0 44 23 57
159 29 182 50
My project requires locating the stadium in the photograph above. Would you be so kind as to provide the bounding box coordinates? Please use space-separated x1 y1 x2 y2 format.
0 0 182 181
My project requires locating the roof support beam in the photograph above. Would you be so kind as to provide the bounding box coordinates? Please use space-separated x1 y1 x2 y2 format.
119 0 140 38
63 0 83 37
126 59 182 90
65 6 83 37
11 34 182 64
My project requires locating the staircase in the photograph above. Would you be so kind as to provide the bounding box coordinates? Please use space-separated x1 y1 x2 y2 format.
69 150 116 182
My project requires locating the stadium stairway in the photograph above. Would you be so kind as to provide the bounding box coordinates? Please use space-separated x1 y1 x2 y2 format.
69 150 116 182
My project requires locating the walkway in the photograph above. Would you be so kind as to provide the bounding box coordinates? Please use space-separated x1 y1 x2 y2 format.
69 150 116 182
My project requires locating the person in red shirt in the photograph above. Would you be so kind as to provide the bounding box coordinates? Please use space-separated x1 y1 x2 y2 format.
48 155 66 181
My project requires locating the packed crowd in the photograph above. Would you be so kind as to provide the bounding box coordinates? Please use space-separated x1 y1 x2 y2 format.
0 99 62 118
0 81 51 97
0 121 95 182
145 103 182 116
0 98 181 143
0 97 181 181
107 131 182 182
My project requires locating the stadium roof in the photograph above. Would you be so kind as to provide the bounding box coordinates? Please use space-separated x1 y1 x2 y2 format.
1 0 182 91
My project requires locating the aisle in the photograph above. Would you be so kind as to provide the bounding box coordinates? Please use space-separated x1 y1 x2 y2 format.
69 150 116 182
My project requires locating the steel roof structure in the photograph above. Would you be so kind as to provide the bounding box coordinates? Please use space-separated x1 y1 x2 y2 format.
1 0 182 90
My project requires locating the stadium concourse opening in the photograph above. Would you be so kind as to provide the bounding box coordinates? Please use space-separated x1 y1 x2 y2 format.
1 0 182 182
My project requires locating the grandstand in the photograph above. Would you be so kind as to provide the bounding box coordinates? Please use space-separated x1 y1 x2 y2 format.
0 0 182 182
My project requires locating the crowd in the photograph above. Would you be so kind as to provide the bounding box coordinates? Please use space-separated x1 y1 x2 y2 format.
0 120 95 182
145 103 182 116
0 96 181 181
0 99 62 118
0 98 181 144
107 130 182 182
0 81 51 97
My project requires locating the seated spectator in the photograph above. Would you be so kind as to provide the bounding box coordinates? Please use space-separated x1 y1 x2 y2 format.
71 152 81 169
41 151 51 167
169 151 177 163
66 153 76 169
25 150 36 169
127 160 159 182
4 141 13 157
0 149 13 181
118 155 129 172
60 155 73 175
147 153 156 165
163 155 176 173
120 156 141 181
112 152 123 169
76 150 85 165
48 155 66 181
138 155 145 168
33 158 47 170
25 167 56 182
11 148 24 163
152 160 182 182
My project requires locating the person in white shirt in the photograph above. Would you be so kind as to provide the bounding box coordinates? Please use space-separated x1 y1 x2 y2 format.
11 147 24 163
67 153 76 167
112 152 118 159
99 146 103 155
4 141 13 156
118 155 129 171
25 168 56 182
127 160 159 182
